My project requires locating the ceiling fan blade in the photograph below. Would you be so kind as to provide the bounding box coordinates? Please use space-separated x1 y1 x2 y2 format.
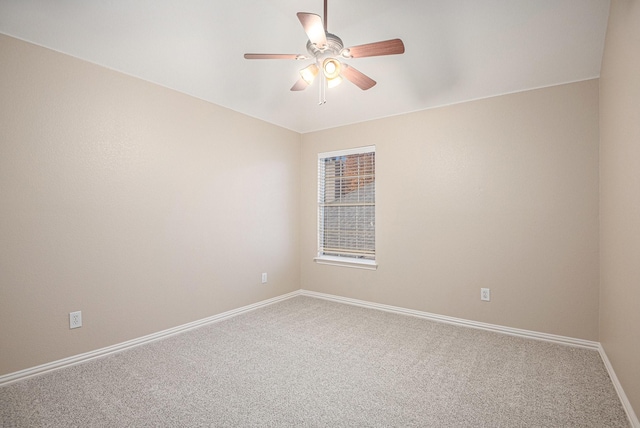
244 53 307 60
290 77 310 91
297 13 327 49
342 39 405 59
341 64 376 90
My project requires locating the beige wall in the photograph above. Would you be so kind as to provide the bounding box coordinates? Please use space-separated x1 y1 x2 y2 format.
301 80 601 341
600 0 640 418
0 34 301 375
2 14 633 409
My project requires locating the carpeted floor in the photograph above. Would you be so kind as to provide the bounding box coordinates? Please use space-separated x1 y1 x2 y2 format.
0 296 630 427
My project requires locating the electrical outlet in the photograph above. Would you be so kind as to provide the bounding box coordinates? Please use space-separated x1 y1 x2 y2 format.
481 288 491 302
70 311 82 329
261 273 267 284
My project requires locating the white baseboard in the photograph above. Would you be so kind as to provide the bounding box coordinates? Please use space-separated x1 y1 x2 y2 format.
2 288 637 428
301 289 639 427
598 344 640 428
300 290 599 349
0 290 302 387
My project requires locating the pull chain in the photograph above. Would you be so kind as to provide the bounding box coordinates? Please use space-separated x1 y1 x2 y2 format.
318 72 326 105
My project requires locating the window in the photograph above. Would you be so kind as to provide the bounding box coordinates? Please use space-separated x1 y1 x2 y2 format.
316 146 376 269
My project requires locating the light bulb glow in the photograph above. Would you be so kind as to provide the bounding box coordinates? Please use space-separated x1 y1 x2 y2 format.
327 75 343 88
322 58 341 80
300 63 319 84
325 62 336 74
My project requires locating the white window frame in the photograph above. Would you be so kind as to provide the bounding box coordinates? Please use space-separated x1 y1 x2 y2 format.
315 145 377 270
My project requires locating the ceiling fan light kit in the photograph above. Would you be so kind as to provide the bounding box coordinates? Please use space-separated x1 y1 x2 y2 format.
244 0 405 104
322 58 341 79
300 63 320 85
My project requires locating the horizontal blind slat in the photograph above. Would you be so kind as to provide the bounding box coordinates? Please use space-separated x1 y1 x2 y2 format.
320 202 375 207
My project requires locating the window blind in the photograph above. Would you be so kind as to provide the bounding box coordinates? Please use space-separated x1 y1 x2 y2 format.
318 146 375 261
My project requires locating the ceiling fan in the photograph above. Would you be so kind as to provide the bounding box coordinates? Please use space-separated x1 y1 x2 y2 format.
244 0 405 102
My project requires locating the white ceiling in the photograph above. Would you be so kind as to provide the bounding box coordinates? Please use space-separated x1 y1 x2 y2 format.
0 0 610 133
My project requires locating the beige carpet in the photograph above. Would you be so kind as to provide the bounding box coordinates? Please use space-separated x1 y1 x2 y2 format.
0 296 630 427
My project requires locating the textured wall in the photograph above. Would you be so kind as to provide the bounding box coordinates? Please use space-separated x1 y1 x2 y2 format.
599 0 640 419
0 27 613 389
0 34 300 375
301 80 600 341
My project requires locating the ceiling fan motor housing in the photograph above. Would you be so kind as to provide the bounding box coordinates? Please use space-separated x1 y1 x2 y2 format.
306 32 344 61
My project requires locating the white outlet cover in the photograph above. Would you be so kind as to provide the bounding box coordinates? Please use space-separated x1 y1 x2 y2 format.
481 288 491 302
261 273 267 284
70 311 82 329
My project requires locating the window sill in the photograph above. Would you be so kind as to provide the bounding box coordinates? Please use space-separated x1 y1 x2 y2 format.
314 256 378 270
